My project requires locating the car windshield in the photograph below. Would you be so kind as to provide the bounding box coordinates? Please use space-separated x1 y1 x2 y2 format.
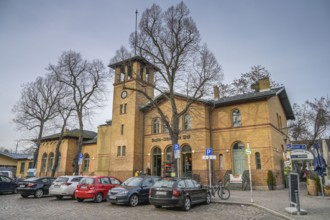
54 177 69 182
153 179 175 188
122 177 143 186
80 178 95 184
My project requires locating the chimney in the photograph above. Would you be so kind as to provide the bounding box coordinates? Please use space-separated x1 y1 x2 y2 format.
214 85 220 100
258 77 270 92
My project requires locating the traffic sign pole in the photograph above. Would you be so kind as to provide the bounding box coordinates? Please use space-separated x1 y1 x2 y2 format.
247 143 253 203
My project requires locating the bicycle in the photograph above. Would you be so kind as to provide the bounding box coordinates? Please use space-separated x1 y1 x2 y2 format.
210 180 230 200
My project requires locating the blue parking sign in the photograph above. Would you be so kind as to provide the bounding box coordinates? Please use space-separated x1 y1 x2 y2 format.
206 148 212 156
174 144 180 151
79 153 84 159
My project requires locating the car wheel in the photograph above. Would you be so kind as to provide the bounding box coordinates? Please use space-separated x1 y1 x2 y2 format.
21 194 28 198
34 189 44 198
129 194 139 207
154 205 162 209
94 193 103 203
182 196 191 211
77 198 84 202
56 196 63 200
205 192 211 205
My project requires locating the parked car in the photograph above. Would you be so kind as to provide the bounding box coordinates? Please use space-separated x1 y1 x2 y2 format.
49 176 84 199
108 175 161 207
149 177 211 211
75 176 122 203
0 175 18 194
16 177 56 198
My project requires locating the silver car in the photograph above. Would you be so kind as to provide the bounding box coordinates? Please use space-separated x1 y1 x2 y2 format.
49 176 83 199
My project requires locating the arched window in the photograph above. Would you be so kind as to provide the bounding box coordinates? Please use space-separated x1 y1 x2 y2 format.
232 109 242 127
165 146 173 162
48 152 54 172
41 153 47 172
219 154 224 169
163 119 169 133
183 114 191 130
83 154 90 172
255 152 261 169
152 118 160 134
56 152 61 171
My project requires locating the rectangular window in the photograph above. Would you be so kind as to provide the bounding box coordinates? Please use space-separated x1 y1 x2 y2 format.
120 104 127 114
20 162 25 174
28 162 33 168
121 124 124 135
117 146 121 157
128 65 132 79
122 146 126 156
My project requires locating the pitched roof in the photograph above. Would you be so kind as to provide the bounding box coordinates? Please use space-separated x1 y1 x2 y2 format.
212 87 295 120
0 151 33 160
140 87 295 120
40 129 97 142
108 56 160 71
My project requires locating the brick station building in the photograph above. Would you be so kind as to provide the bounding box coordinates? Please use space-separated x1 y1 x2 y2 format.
36 56 294 190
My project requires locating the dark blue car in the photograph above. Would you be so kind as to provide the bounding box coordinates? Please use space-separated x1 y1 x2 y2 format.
16 177 56 198
0 175 18 194
108 176 161 207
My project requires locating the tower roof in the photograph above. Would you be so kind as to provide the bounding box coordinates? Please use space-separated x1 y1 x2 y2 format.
108 56 160 71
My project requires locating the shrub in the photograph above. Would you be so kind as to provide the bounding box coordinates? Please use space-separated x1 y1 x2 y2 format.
267 170 276 186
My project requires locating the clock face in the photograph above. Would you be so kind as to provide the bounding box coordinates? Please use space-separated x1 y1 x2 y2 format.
121 91 127 99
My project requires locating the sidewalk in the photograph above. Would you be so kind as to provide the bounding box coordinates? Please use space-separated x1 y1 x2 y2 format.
212 182 330 220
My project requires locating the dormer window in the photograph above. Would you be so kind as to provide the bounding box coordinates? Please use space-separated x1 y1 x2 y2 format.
183 114 191 130
153 118 160 134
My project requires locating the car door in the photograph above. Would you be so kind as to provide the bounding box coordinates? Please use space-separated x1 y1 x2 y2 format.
140 177 153 203
41 178 53 194
184 179 198 203
191 180 205 202
98 177 111 195
0 176 15 193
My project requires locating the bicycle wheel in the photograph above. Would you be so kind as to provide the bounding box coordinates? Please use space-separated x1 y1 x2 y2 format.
218 187 230 200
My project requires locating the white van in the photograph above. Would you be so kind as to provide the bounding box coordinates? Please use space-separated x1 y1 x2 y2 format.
0 171 15 179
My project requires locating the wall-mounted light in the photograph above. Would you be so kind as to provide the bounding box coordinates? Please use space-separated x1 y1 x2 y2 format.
192 150 195 153
226 149 229 153
147 153 150 156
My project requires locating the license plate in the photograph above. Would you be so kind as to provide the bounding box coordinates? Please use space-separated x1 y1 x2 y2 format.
156 191 167 195
20 185 25 188
109 195 116 199
81 186 87 189
54 185 60 188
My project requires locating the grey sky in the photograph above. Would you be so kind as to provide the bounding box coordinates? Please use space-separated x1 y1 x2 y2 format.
1 0 329 152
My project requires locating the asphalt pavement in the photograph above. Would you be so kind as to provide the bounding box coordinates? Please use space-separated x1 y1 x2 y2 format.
212 182 330 220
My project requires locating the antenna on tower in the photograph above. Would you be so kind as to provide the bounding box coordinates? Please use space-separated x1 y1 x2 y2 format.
135 9 138 56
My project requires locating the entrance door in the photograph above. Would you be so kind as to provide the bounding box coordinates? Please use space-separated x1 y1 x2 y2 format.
181 145 192 178
233 142 246 175
152 147 162 176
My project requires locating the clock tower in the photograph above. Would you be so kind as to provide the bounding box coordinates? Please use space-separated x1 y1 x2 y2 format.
106 56 158 179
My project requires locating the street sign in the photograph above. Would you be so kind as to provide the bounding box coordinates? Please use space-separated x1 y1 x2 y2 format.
286 144 307 151
79 153 84 159
78 153 84 165
202 155 216 160
174 144 180 159
290 150 313 160
206 148 212 156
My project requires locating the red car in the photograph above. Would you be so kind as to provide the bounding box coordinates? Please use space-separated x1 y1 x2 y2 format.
75 176 122 203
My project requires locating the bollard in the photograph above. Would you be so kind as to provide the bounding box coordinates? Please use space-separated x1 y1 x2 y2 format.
295 190 300 215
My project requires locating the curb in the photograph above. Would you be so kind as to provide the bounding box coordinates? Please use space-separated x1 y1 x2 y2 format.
211 200 294 220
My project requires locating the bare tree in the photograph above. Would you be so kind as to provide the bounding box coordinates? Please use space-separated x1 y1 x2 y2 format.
220 65 281 96
12 75 65 167
48 50 109 175
288 97 330 148
112 2 223 176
